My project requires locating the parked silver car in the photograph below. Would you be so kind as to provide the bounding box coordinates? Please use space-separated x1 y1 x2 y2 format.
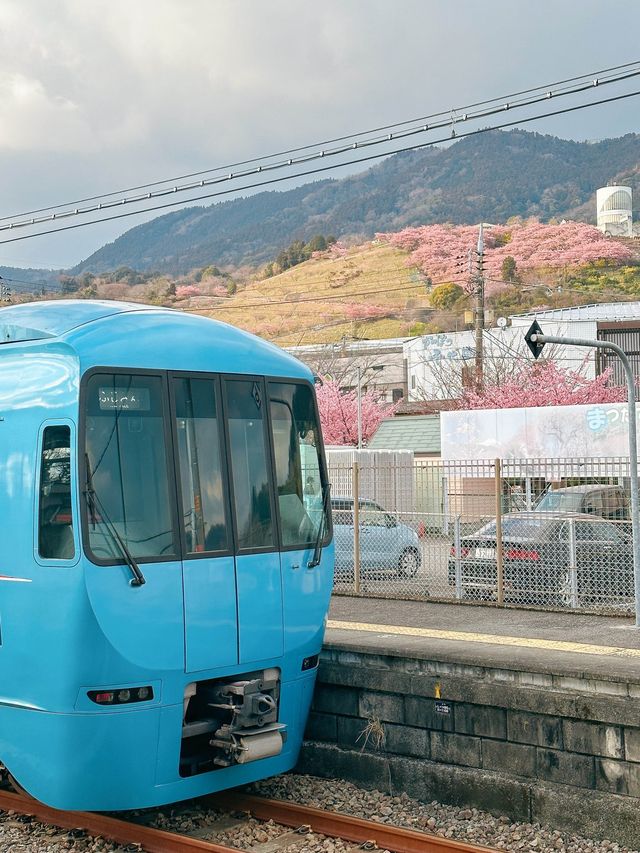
331 497 421 580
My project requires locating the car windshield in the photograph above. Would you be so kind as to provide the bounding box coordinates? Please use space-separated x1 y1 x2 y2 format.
535 491 584 512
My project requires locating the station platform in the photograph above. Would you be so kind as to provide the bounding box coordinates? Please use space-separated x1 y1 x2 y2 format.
299 597 640 846
326 596 640 684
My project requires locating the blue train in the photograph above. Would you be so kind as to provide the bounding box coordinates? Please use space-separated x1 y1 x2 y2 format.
0 300 333 810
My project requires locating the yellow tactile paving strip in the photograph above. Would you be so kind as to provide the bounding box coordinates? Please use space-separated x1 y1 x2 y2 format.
327 619 640 659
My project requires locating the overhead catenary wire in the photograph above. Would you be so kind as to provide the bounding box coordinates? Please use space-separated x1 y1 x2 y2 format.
2 59 638 225
1 266 625 312
0 273 57 290
1 84 640 247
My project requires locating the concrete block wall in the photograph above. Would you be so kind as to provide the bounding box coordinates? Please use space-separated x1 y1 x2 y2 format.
298 648 640 846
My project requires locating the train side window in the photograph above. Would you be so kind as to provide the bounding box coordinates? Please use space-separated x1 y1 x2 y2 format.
173 377 229 554
38 425 75 560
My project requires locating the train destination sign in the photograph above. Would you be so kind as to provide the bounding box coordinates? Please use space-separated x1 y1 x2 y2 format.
98 387 151 411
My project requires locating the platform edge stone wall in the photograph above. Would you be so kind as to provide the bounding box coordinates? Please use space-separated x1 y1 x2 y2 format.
298 649 640 847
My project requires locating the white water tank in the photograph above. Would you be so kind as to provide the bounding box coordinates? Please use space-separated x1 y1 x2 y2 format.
596 185 633 237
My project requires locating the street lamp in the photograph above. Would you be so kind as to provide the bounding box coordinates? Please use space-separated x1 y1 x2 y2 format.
356 364 385 449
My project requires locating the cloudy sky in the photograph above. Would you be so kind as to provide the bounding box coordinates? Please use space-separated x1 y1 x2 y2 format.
0 0 639 269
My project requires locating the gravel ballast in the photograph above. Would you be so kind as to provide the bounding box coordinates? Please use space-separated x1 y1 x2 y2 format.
0 772 638 852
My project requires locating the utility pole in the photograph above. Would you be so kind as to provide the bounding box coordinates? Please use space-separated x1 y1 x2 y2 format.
356 363 385 449
474 223 485 389
356 365 363 450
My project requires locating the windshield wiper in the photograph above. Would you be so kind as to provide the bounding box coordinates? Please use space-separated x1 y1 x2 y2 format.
308 482 330 569
84 456 146 587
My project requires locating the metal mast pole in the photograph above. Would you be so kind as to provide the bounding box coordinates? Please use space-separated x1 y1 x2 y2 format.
529 329 640 627
356 366 363 450
475 224 485 389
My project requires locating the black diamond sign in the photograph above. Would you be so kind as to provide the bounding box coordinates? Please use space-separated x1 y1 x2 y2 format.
524 320 545 360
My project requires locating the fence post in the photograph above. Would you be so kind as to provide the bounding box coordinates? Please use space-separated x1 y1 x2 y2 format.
567 518 578 609
454 514 462 599
495 458 504 606
442 474 449 535
353 461 361 594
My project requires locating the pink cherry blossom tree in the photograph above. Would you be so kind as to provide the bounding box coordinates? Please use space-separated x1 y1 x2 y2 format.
458 361 627 410
315 379 397 445
175 284 201 299
377 221 634 293
342 302 389 320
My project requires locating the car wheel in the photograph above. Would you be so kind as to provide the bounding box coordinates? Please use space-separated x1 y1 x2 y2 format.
554 568 575 608
398 548 420 577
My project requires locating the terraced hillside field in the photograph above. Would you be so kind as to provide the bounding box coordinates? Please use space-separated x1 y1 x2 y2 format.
193 243 432 345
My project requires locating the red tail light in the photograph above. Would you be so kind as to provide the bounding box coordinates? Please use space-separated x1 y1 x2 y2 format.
450 545 470 558
93 692 114 705
505 548 540 561
88 686 153 705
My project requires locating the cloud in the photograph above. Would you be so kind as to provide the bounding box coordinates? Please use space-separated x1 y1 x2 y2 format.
0 0 638 268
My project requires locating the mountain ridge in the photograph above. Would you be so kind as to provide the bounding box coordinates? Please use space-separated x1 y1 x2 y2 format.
62 128 640 275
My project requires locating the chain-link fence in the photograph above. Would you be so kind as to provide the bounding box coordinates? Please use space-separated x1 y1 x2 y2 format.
328 455 636 615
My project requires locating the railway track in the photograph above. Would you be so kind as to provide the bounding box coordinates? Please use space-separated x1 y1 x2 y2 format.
0 787 499 853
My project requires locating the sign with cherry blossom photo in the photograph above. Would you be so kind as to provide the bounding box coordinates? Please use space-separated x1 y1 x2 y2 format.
442 402 638 461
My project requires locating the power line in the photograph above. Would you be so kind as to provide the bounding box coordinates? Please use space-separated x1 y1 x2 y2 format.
3 59 638 225
2 68 637 231
0 273 57 289
185 280 434 311
1 85 639 247
182 268 509 312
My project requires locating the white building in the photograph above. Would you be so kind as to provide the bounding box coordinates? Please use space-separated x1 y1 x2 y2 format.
405 301 640 401
596 185 633 238
286 337 408 403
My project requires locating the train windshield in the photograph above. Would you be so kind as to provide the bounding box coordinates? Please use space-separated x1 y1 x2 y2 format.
173 377 229 553
83 373 177 561
81 372 328 562
268 382 329 548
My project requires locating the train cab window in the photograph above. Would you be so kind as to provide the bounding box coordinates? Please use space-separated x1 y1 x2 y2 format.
269 382 328 549
38 425 75 560
83 373 177 561
173 377 229 553
224 379 275 550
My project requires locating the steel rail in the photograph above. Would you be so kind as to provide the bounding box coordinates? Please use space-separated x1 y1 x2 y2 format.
0 789 249 853
0 786 501 853
211 792 499 853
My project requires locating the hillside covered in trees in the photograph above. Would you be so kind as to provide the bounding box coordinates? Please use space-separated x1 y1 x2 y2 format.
73 129 640 275
36 220 638 346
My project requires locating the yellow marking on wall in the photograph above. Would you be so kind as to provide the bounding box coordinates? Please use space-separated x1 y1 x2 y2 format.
327 619 640 659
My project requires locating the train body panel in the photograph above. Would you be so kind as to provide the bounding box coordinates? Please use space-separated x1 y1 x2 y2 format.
0 669 316 811
0 301 333 810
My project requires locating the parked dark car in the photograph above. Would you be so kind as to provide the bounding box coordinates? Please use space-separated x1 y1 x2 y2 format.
448 512 633 607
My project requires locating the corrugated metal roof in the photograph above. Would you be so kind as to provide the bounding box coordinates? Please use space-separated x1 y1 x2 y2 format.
511 301 640 323
287 337 410 355
369 414 441 453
